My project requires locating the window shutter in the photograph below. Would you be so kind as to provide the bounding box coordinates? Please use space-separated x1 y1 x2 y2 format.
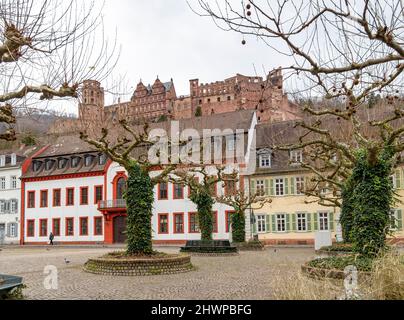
291 213 296 232
313 213 318 231
329 212 335 231
307 213 312 232
272 215 277 233
13 223 18 238
6 223 10 237
290 178 295 195
397 209 403 231
265 215 270 233
253 219 257 234
285 214 290 233
251 180 256 195
284 178 289 196
5 200 10 214
396 171 402 189
269 179 274 196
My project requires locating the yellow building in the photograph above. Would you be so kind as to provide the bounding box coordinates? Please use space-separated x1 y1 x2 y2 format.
247 122 404 246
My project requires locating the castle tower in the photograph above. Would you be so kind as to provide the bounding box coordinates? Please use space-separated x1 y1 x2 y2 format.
79 80 105 122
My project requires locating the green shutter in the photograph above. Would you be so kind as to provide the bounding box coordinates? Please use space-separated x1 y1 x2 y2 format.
396 171 402 189
291 213 296 232
265 215 270 233
307 213 312 232
253 219 257 234
269 179 274 196
397 209 403 231
290 177 295 195
272 215 277 233
251 180 256 195
285 214 290 233
329 212 335 231
313 213 318 231
284 178 289 196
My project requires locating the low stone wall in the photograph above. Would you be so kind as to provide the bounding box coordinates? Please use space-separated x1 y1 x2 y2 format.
301 263 371 281
186 252 240 257
83 254 193 276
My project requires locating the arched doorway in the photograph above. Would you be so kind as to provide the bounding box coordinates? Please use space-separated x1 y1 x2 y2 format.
113 216 127 244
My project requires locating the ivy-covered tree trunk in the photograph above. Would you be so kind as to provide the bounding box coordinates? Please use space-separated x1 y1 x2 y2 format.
231 210 246 243
340 181 355 243
349 149 394 258
126 162 154 255
190 188 214 241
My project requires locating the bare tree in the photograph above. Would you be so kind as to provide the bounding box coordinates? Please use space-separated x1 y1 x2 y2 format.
0 0 119 141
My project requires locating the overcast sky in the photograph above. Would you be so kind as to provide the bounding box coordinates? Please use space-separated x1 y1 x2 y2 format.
102 0 293 100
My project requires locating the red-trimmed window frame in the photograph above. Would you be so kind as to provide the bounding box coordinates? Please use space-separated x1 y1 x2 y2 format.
66 188 75 206
79 217 89 236
27 219 35 237
53 189 61 207
158 183 169 200
212 211 218 234
39 219 48 237
173 183 184 200
52 218 61 237
224 181 237 197
188 212 200 234
65 217 74 237
158 213 169 234
40 190 48 208
225 211 236 233
94 217 103 236
80 187 89 206
210 183 218 197
173 212 185 234
27 191 36 209
94 185 103 205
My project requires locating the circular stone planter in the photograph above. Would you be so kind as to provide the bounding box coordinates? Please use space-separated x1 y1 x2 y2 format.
83 254 193 276
315 249 354 257
301 263 371 281
186 252 239 257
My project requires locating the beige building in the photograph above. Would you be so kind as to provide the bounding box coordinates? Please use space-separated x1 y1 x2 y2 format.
248 122 404 245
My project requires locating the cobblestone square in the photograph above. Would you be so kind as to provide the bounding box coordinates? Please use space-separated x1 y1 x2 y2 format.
0 246 316 300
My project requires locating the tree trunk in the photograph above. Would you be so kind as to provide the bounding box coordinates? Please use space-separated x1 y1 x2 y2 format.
231 210 246 243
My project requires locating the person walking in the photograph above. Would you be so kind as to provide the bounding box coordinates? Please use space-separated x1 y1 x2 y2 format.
49 232 54 246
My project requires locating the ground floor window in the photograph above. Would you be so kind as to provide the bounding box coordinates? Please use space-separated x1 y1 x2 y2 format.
27 220 35 237
257 215 266 233
40 219 48 237
66 218 74 236
276 214 286 232
80 217 89 236
173 213 184 234
94 217 103 236
189 213 200 233
319 212 329 231
297 213 307 232
226 211 235 233
8 223 17 238
158 214 169 234
52 219 61 236
212 212 218 233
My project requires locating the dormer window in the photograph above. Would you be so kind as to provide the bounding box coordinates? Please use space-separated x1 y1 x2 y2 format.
257 149 272 169
85 155 95 167
33 161 43 172
290 150 303 164
58 158 68 170
11 154 16 166
0 155 5 167
99 153 107 165
45 160 55 171
71 157 81 168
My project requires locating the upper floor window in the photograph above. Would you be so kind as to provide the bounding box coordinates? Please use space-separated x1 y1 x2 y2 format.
116 178 127 200
259 153 271 168
275 178 285 196
11 154 16 166
45 160 55 171
84 155 94 167
158 183 168 200
256 180 265 196
173 184 184 200
227 136 236 152
33 161 42 172
290 150 303 164
10 176 17 189
0 155 5 167
71 157 81 168
295 177 305 195
99 154 107 165
58 158 68 170
318 212 329 231
0 177 5 190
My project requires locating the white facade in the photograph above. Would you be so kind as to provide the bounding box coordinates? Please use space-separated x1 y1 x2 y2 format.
24 174 105 244
0 164 22 245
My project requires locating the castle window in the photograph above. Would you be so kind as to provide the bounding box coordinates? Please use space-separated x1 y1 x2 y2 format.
227 96 231 101
217 97 221 102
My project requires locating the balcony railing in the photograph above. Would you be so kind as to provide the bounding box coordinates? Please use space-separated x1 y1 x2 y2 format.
98 199 127 210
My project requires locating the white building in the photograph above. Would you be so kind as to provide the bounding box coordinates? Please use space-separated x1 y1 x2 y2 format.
0 146 41 244
22 110 258 245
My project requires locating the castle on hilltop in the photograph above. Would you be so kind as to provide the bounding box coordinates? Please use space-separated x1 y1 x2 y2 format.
49 69 300 134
